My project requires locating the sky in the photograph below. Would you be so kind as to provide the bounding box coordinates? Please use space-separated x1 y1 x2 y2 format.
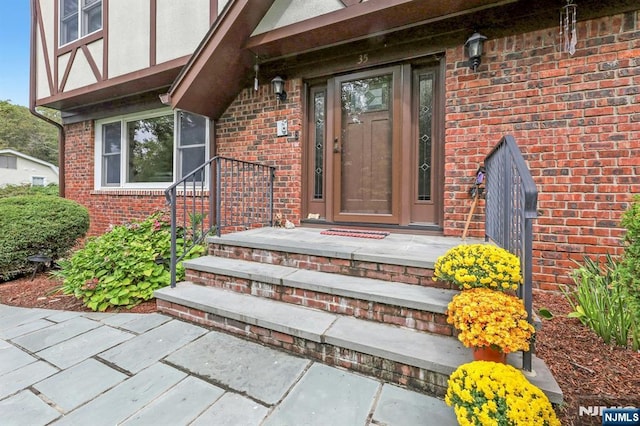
0 1 31 107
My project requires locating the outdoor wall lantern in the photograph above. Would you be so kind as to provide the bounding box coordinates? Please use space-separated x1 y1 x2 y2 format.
271 76 287 102
465 32 487 72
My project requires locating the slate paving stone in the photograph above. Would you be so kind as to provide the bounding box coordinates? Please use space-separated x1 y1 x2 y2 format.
33 358 127 412
10 316 101 352
0 318 54 340
44 311 83 323
98 320 207 373
262 363 380 426
0 307 50 332
0 360 58 399
97 312 145 328
0 341 38 376
117 313 171 334
191 392 269 426
36 325 134 369
166 330 310 405
372 384 457 426
120 376 225 425
0 390 61 426
52 363 186 426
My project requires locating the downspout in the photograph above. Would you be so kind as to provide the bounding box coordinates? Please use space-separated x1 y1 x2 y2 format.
28 0 66 197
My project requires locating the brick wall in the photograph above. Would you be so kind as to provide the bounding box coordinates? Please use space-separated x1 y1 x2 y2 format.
64 121 169 235
216 79 303 226
444 11 640 290
64 12 639 291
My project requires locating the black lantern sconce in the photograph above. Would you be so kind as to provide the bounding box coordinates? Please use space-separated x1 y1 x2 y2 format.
465 32 487 72
271 76 287 102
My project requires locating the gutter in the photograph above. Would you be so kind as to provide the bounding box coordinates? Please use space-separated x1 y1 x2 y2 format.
29 0 65 197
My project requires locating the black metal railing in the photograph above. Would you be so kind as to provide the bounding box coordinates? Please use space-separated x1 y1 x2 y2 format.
484 135 538 372
165 156 275 287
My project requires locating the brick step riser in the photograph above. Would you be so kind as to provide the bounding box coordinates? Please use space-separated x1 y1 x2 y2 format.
157 300 449 398
209 244 453 289
185 269 454 336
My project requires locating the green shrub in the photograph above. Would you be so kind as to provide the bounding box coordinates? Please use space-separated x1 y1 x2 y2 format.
0 184 59 198
563 255 639 351
55 212 204 311
619 195 640 311
0 195 89 281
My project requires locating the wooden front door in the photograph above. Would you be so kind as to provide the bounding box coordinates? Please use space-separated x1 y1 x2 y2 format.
333 67 401 223
304 61 443 228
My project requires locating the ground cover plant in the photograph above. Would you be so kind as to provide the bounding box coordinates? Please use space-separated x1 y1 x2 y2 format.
0 193 89 281
55 212 204 311
561 197 640 351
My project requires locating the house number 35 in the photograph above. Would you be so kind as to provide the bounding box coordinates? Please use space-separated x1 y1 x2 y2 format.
357 54 368 65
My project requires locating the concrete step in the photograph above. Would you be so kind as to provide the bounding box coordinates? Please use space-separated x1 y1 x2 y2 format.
206 227 478 288
183 255 457 334
154 282 563 405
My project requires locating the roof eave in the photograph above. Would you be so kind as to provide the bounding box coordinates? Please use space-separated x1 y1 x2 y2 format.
168 0 275 119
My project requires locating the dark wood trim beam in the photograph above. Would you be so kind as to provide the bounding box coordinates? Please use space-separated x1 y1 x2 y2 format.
58 47 77 92
103 0 109 80
35 0 54 96
37 55 190 111
246 0 513 59
150 0 157 67
209 0 217 25
54 0 59 93
81 44 102 81
57 31 103 55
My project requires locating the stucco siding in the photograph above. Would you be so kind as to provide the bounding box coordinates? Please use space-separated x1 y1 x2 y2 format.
64 48 99 91
156 0 210 64
252 0 344 35
108 0 151 78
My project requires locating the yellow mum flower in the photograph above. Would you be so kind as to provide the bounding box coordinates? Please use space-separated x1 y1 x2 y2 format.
446 361 560 426
446 288 535 353
433 244 522 292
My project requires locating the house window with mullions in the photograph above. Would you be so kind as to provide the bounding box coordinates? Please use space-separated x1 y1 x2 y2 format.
95 109 209 189
60 0 102 46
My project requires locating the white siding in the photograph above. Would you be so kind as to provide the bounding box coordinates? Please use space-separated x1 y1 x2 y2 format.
252 0 344 35
156 0 210 64
108 0 151 78
0 157 59 187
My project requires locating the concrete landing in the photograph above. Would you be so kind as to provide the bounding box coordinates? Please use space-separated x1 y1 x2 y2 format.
206 226 481 268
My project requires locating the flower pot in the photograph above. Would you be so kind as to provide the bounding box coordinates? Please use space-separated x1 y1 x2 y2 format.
473 346 507 363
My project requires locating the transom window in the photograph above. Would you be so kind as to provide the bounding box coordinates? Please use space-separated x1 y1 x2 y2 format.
60 0 102 46
95 109 209 189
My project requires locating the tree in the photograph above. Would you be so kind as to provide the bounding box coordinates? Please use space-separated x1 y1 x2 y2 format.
0 100 59 165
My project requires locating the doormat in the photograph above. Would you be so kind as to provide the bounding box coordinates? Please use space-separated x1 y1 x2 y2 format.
320 228 390 239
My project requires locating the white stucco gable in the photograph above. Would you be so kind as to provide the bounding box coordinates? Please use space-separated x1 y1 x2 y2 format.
252 0 345 35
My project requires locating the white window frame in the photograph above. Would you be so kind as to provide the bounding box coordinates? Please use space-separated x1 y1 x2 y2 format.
94 108 210 190
31 176 47 187
59 0 102 47
0 155 17 169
